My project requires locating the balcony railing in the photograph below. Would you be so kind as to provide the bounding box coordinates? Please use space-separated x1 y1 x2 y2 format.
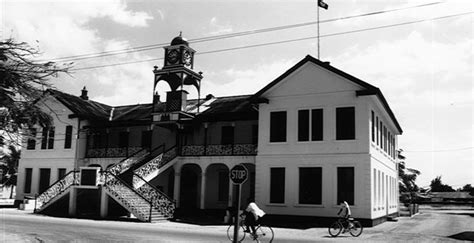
181 144 257 156
86 146 143 158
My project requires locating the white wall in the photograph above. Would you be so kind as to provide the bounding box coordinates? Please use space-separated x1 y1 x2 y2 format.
16 96 78 200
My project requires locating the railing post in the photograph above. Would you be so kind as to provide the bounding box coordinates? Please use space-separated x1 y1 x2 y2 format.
149 203 153 222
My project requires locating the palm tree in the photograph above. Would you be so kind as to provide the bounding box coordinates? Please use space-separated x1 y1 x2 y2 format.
0 145 20 199
398 150 421 203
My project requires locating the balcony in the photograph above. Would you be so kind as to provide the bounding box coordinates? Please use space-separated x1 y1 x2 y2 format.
86 146 143 158
180 144 257 156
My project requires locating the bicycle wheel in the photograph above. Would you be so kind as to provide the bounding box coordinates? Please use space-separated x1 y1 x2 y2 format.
227 224 246 242
254 225 274 243
328 221 342 237
349 221 363 237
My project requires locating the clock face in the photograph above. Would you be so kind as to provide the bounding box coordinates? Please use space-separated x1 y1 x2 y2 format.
182 51 192 66
167 49 179 64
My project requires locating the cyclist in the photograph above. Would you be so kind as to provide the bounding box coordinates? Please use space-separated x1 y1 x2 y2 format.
337 201 353 230
243 198 265 235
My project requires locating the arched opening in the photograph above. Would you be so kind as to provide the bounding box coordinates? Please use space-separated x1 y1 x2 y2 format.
205 164 229 209
179 164 201 209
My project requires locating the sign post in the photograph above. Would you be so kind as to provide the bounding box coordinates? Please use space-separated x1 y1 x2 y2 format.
229 164 249 243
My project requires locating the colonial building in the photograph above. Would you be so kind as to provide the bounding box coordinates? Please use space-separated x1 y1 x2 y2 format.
15 34 402 225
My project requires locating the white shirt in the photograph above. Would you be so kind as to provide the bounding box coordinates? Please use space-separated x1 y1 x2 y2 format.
246 202 265 220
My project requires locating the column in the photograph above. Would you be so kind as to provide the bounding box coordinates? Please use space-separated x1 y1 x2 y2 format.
99 186 108 218
173 172 181 208
68 187 77 216
199 172 206 209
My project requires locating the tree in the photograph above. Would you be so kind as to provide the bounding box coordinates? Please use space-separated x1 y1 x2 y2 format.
397 150 421 203
0 38 72 146
430 176 455 192
0 145 21 199
460 184 474 196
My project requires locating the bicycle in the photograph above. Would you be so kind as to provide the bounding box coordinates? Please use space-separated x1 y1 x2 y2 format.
328 217 363 237
227 214 274 242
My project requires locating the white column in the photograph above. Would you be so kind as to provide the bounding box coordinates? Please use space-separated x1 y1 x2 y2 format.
200 173 206 209
173 172 181 208
100 186 108 218
68 187 76 216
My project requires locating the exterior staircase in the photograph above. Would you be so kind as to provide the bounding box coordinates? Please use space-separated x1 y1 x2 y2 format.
35 171 80 213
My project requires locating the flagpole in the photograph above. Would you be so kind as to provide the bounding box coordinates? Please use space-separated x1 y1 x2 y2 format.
317 2 320 59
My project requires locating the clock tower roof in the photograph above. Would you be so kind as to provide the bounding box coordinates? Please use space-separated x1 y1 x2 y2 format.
170 32 189 46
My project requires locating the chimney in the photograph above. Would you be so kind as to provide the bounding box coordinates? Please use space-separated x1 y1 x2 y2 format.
80 86 89 100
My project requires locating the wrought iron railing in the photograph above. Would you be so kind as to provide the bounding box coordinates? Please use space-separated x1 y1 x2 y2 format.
35 170 80 212
133 173 175 218
181 144 257 156
134 146 178 181
102 171 153 222
107 148 149 175
86 146 142 158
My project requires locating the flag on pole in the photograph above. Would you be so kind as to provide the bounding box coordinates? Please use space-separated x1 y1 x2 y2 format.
318 0 329 9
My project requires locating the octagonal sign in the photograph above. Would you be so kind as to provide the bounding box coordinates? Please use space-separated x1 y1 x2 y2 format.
230 164 248 185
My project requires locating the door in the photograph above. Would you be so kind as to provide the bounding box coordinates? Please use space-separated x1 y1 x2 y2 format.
39 168 51 194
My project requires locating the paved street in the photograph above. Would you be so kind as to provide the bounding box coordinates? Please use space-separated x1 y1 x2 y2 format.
1 206 473 242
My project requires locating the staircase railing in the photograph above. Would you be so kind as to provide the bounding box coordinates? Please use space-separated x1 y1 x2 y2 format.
107 147 149 175
102 171 153 222
133 173 175 218
134 145 178 182
35 170 80 212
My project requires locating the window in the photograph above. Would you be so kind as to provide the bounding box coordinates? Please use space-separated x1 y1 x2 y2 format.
270 111 287 142
27 128 37 150
58 168 67 180
119 131 129 148
383 126 387 152
336 107 355 140
337 167 354 205
221 126 234 145
298 109 323 142
371 111 375 142
64 125 73 149
388 132 391 156
379 121 383 148
41 127 55 149
373 169 377 208
141 130 152 148
378 170 381 206
376 117 379 145
39 168 51 194
270 168 285 203
24 168 33 193
299 167 322 204
218 171 229 201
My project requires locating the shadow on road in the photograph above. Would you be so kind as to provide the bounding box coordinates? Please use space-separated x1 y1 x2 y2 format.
448 232 474 241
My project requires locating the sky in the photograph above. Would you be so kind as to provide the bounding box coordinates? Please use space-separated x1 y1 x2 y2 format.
2 0 473 188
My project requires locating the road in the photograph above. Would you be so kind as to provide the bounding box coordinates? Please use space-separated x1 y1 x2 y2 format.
1 206 473 242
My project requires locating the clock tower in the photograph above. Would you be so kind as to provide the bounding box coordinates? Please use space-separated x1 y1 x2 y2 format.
152 33 203 122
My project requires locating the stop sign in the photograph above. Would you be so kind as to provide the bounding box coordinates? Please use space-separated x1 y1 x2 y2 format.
230 164 248 185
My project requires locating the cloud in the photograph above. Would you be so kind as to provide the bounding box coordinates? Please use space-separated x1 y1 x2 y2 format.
208 17 233 35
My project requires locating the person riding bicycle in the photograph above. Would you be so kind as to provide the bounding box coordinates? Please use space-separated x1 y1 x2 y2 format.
337 201 353 230
243 198 265 235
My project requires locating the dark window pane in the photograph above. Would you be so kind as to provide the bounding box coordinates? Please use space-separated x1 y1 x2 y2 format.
27 128 37 150
24 168 33 193
376 117 379 145
218 171 229 201
47 127 55 149
337 167 354 205
80 169 97 186
58 168 67 180
119 131 129 148
141 130 152 148
336 107 355 140
270 168 285 203
221 126 234 145
39 168 51 194
270 111 287 142
65 126 73 149
379 121 383 149
41 128 48 149
311 109 323 141
299 167 322 204
298 110 309 141
371 111 375 142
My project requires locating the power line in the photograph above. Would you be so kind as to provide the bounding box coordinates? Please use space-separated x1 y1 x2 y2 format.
48 1 444 62
404 147 474 153
70 12 473 72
